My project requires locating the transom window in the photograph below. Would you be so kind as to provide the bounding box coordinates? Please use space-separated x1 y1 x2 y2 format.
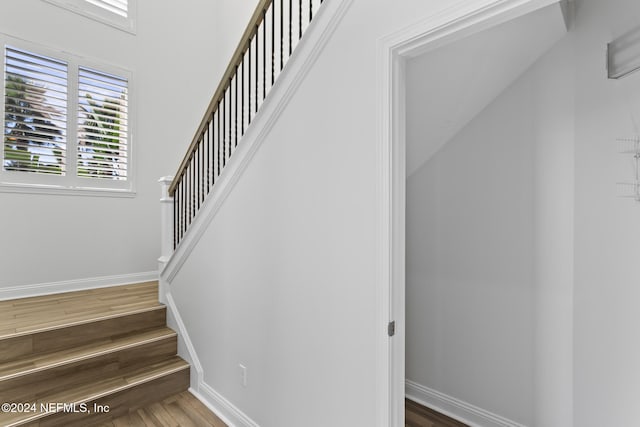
42 0 136 34
1 38 133 196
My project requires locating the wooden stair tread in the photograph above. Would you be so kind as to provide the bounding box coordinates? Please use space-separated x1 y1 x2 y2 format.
0 327 176 381
0 357 189 426
0 281 191 426
0 282 160 340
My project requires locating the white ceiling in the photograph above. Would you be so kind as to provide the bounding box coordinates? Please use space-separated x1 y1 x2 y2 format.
406 3 568 176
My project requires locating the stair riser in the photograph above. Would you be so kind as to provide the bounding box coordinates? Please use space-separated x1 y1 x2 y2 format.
0 335 178 403
0 308 166 362
23 367 190 427
0 283 193 427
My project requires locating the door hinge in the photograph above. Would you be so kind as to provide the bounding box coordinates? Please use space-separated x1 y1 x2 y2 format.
388 321 396 337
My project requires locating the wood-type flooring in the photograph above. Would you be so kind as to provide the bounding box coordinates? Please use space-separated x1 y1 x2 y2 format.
406 399 469 427
105 396 469 427
99 391 227 427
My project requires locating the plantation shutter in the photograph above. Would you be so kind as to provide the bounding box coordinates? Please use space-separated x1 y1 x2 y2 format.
77 66 128 180
85 0 128 17
3 46 68 175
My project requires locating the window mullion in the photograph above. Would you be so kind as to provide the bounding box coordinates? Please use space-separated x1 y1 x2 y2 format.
67 59 79 183
0 35 133 195
1 35 6 181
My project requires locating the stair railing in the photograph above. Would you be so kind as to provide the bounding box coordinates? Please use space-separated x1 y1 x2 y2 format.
167 0 324 249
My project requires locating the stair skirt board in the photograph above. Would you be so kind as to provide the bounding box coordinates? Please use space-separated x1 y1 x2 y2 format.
165 291 260 427
405 380 527 427
157 2 355 425
161 0 355 283
164 292 204 388
0 271 158 301
192 385 260 427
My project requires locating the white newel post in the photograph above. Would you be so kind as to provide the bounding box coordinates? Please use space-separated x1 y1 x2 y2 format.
158 176 174 302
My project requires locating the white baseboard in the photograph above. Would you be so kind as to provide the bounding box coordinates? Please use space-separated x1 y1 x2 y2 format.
164 290 259 427
192 383 260 427
0 271 157 300
405 380 527 427
164 291 204 389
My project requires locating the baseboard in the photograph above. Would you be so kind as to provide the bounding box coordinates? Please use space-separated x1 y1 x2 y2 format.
192 383 260 427
405 380 527 427
164 289 258 427
0 271 157 300
164 291 204 389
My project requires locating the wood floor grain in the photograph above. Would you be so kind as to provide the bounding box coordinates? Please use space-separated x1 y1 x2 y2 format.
0 282 166 363
99 391 227 427
0 358 189 426
0 281 195 426
406 399 469 427
0 282 160 340
104 395 472 427
107 395 466 427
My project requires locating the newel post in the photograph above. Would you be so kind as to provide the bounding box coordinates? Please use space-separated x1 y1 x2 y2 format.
158 176 174 270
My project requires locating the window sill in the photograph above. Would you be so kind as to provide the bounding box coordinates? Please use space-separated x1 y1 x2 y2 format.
0 182 136 198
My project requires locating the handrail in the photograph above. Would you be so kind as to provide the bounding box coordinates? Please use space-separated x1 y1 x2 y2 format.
169 0 273 196
168 0 324 248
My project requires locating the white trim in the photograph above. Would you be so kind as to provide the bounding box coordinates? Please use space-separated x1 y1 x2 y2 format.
160 5 355 424
0 271 157 300
192 384 260 427
164 291 204 388
161 0 354 282
0 34 136 195
376 1 562 426
0 182 136 197
406 380 527 427
375 28 393 427
42 0 137 34
375 32 407 427
389 0 560 59
165 290 259 427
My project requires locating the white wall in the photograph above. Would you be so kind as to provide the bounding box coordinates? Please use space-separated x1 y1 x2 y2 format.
406 26 575 427
406 54 534 426
212 0 258 81
573 0 640 426
404 3 567 177
160 0 640 425
531 35 574 427
0 0 246 288
166 1 534 426
406 0 640 425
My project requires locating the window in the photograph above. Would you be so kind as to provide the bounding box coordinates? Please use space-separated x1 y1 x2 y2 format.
4 48 68 176
77 67 129 181
42 0 136 34
85 0 128 18
1 38 133 196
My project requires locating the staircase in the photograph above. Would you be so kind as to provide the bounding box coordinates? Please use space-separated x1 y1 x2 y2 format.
0 282 191 426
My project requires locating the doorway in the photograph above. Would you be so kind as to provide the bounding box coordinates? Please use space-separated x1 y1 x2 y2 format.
377 1 572 426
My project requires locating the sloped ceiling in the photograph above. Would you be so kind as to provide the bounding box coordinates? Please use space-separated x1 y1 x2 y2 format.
406 2 568 176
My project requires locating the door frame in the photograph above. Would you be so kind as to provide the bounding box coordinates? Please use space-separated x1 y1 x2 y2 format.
375 1 562 425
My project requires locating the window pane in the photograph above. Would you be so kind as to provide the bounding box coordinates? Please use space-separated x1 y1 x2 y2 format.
85 0 128 18
3 46 68 175
77 66 128 180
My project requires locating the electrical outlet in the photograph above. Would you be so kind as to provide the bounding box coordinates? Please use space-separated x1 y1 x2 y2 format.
239 364 247 387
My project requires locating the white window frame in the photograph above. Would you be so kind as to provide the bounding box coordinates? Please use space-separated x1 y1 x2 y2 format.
42 0 137 34
0 35 135 197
